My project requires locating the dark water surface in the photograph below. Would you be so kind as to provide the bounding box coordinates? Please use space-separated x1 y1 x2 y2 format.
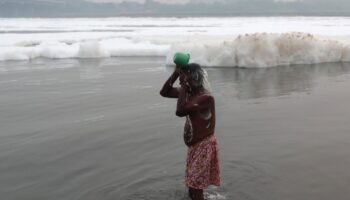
1 58 350 200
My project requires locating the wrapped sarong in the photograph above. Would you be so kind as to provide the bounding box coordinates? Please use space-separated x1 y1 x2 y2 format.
185 134 220 189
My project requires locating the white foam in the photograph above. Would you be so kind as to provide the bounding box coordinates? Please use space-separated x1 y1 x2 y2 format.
102 38 169 57
167 32 350 68
2 32 350 68
0 38 170 61
79 41 110 58
2 17 350 67
204 191 226 200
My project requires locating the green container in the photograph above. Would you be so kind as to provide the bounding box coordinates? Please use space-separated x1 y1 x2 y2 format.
173 52 190 69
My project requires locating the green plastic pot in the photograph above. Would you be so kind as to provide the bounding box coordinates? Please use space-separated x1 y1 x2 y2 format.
173 52 190 69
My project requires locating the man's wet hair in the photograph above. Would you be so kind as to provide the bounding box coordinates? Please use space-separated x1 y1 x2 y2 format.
184 63 206 90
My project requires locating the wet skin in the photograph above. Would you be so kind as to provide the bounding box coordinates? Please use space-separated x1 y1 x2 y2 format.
178 79 215 147
160 67 216 146
160 66 216 200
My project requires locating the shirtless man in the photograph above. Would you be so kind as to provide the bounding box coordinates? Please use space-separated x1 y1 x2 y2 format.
160 63 220 200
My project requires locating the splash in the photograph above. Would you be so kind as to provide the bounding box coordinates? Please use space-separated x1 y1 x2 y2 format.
167 32 350 68
204 191 226 200
1 32 350 68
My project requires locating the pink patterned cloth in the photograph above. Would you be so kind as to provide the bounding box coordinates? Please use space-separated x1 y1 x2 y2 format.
185 134 220 190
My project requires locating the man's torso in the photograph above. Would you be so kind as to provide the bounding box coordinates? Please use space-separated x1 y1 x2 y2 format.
183 93 216 146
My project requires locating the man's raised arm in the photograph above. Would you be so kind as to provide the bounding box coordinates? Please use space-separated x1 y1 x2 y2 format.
160 67 180 98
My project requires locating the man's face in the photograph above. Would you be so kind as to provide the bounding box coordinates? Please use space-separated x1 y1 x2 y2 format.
179 70 198 91
179 70 191 87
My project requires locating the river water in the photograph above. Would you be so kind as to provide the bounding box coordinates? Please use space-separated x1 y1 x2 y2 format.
1 57 350 199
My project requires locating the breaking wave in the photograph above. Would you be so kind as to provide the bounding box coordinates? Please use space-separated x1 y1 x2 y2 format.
167 32 350 68
0 38 170 61
1 32 350 68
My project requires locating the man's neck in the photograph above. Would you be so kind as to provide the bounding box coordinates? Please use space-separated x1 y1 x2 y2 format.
188 87 206 96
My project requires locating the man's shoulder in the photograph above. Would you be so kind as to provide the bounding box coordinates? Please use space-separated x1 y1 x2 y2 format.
195 92 214 103
201 91 214 98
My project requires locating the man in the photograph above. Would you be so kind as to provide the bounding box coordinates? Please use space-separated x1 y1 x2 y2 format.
160 63 220 200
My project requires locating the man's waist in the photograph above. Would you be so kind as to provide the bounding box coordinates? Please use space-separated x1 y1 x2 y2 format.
190 133 215 147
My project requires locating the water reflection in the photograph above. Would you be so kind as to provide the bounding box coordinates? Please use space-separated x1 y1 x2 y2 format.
78 59 104 80
0 58 79 72
208 62 350 100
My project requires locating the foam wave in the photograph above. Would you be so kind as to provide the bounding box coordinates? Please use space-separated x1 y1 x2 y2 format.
0 38 170 61
167 32 350 68
1 32 350 68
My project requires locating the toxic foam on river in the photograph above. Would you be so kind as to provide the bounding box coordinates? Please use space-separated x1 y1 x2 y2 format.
166 32 350 68
1 31 350 68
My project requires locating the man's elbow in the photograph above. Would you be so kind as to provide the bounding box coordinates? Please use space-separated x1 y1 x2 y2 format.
160 90 165 97
175 110 186 117
160 90 167 97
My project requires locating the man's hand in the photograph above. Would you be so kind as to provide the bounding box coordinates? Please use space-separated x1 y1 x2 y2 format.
174 64 181 74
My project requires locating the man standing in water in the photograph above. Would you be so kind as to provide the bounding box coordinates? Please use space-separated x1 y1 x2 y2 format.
160 59 220 200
